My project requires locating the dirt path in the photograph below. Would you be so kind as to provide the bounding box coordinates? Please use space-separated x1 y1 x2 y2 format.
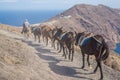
0 29 120 80
22 39 120 80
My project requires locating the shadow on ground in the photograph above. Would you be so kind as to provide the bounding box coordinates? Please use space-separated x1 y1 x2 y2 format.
21 39 93 80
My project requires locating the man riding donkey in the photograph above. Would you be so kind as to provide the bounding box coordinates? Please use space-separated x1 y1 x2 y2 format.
21 19 31 38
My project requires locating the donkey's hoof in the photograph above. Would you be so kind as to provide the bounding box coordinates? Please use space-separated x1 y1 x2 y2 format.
93 70 97 73
81 66 84 69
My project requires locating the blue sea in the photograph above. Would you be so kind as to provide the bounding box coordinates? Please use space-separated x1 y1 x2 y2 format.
115 43 120 54
0 10 63 26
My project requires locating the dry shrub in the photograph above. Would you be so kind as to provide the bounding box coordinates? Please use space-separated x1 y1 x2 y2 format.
104 51 120 71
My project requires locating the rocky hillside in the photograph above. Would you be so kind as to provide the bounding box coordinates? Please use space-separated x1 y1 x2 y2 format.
45 4 120 49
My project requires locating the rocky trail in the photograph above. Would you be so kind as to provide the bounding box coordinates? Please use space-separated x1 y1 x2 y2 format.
0 29 120 80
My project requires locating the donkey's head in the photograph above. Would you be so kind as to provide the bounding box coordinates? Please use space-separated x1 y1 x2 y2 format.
55 27 63 36
75 32 84 46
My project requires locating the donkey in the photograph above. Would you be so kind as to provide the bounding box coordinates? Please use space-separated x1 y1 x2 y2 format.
59 31 75 61
52 27 63 50
21 25 30 39
21 19 31 39
41 25 52 46
75 32 109 80
31 26 41 43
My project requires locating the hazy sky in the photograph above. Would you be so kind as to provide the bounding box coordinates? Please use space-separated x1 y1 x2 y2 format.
0 0 120 10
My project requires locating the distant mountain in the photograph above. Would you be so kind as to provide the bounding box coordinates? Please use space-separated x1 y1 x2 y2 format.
45 4 120 49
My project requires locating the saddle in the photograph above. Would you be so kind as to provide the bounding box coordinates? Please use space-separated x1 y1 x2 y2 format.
81 37 91 46
92 37 102 44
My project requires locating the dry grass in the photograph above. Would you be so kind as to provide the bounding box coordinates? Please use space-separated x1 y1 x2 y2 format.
0 24 22 35
104 51 120 71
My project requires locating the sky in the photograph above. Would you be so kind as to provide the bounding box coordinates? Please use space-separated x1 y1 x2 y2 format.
0 0 120 10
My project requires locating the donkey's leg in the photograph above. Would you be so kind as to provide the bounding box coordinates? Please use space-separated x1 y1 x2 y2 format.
58 43 62 53
27 31 29 39
68 49 71 60
51 38 54 48
53 39 56 49
71 47 74 62
42 36 44 42
38 35 40 43
81 53 85 69
87 55 90 67
34 35 36 41
93 54 100 73
42 35 44 42
98 47 104 80
94 59 103 80
65 47 68 55
63 47 66 59
51 39 53 47
21 29 23 34
24 33 27 38
97 60 103 80
87 55 93 69
46 37 48 46
40 34 41 42
57 42 59 50
93 62 98 73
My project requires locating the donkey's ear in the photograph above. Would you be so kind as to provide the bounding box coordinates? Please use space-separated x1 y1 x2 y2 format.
74 31 77 35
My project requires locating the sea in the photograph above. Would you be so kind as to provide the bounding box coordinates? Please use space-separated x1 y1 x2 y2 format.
0 10 120 54
0 10 63 26
114 43 120 54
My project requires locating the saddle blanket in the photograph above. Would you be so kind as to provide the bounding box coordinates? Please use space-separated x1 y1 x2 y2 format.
81 37 91 46
60 33 67 40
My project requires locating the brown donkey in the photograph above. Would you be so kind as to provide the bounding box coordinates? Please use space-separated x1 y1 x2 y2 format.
75 32 109 80
59 32 75 61
52 27 63 50
41 25 53 46
31 26 41 43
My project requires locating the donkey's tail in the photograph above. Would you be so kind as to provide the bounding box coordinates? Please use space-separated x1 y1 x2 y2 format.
102 40 110 60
